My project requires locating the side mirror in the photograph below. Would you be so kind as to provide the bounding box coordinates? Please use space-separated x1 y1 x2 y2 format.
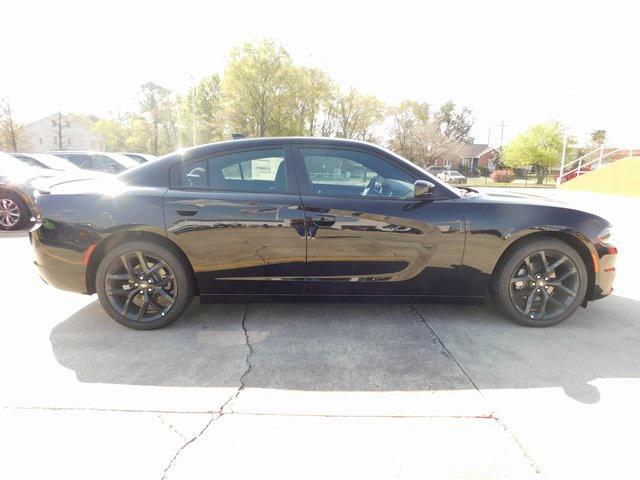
414 180 435 199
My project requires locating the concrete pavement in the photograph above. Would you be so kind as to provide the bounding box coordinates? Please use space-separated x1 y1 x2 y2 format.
0 188 638 479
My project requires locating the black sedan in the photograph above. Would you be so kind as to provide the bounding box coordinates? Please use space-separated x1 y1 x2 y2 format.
30 137 617 330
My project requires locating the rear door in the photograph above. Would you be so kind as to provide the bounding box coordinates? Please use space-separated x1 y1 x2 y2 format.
292 144 467 298
163 145 307 296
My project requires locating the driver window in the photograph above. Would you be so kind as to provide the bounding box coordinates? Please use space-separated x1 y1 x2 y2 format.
300 148 414 198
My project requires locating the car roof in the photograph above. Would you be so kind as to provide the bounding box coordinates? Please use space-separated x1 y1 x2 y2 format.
182 137 378 158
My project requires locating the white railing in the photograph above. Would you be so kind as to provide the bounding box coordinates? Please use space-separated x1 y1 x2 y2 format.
556 146 631 186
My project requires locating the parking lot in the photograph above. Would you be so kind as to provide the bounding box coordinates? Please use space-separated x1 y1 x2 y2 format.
1 188 638 479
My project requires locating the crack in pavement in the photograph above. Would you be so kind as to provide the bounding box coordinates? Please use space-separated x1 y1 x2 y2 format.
410 305 545 478
158 414 188 442
160 303 254 480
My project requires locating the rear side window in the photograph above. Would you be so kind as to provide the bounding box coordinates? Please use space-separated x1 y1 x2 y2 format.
209 149 288 193
63 154 93 169
180 160 208 189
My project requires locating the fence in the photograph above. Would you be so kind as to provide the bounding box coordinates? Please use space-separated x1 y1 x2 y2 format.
463 168 558 188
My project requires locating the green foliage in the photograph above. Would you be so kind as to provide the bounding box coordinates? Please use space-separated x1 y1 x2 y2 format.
83 38 474 157
328 88 385 140
285 67 335 136
221 39 295 136
503 121 569 184
178 74 224 146
1 99 26 152
139 82 177 155
220 40 378 139
93 116 128 151
590 129 606 147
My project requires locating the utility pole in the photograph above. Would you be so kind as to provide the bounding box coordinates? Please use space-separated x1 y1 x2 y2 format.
57 111 63 150
190 75 197 147
497 120 508 153
487 126 491 146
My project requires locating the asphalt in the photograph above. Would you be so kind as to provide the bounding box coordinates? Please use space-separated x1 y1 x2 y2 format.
0 188 638 479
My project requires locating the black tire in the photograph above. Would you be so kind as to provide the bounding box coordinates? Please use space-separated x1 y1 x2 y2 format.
0 191 30 231
96 240 194 330
492 237 588 327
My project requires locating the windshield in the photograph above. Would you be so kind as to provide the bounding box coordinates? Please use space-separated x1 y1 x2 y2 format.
32 153 80 170
449 171 463 176
378 146 462 198
1 153 33 174
12 153 51 169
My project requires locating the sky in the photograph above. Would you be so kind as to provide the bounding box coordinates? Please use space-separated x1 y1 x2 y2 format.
1 0 638 148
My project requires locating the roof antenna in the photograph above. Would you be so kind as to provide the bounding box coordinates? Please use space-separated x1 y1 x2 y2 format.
231 133 246 140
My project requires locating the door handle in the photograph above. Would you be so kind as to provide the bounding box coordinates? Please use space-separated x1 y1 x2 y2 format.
312 215 336 227
176 205 199 216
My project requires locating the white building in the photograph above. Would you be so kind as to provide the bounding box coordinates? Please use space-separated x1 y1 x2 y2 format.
24 114 105 153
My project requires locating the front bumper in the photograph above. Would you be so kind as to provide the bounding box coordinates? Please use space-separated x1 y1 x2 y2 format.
591 247 617 300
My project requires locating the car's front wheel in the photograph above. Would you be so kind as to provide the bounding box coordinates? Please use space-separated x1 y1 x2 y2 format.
492 237 588 327
96 240 194 330
0 191 29 231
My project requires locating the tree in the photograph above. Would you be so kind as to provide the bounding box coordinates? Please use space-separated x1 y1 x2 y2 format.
178 74 224 146
221 39 294 137
285 67 334 136
92 115 128 151
323 88 385 140
0 99 25 152
388 100 473 166
139 82 176 155
503 122 569 184
590 129 606 147
125 114 154 152
49 111 71 150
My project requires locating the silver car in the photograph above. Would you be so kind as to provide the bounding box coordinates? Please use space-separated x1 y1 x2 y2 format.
437 170 467 185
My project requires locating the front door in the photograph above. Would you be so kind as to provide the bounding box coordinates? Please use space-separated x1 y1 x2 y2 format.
163 146 307 296
292 145 467 297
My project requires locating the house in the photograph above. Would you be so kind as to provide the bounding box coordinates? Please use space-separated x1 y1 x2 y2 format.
437 143 501 172
23 113 105 153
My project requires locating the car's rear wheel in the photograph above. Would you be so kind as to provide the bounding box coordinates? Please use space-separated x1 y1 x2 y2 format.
492 237 588 327
0 191 29 231
96 240 194 330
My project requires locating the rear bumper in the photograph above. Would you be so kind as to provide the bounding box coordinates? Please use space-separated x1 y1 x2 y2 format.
29 229 90 294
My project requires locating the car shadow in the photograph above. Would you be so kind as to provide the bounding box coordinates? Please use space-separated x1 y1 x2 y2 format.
48 294 640 403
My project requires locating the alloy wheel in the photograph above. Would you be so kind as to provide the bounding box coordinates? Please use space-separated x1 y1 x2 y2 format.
0 198 21 228
509 249 579 321
105 250 178 323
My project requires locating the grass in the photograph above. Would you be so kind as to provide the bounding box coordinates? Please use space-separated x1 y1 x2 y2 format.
466 175 557 188
560 156 640 197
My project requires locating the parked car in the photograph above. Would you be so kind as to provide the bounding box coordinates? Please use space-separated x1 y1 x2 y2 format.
0 152 53 230
426 165 447 176
120 152 159 164
11 153 81 172
437 170 467 184
30 137 616 330
48 151 139 174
